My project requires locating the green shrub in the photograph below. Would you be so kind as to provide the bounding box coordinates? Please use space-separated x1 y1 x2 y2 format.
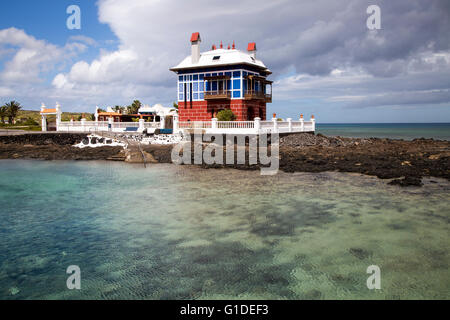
216 109 236 121
21 118 39 126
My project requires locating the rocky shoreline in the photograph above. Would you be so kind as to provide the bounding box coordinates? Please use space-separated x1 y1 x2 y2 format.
0 132 449 186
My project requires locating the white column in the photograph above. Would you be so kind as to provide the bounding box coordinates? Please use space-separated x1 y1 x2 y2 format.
81 118 86 132
108 117 113 132
55 102 61 132
173 115 179 133
287 118 292 132
300 115 304 132
311 116 316 132
41 115 47 132
95 106 99 122
272 116 278 133
211 118 218 129
160 116 165 129
254 117 261 134
139 118 145 131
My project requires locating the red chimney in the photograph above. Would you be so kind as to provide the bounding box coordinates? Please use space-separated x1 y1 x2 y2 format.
220 41 223 49
232 41 236 49
212 44 216 50
227 44 231 50
248 42 257 59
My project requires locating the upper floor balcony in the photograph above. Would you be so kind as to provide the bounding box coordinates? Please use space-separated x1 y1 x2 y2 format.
244 90 272 103
204 90 232 100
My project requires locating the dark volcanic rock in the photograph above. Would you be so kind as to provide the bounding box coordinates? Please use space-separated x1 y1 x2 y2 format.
0 133 86 145
0 133 123 161
388 176 423 187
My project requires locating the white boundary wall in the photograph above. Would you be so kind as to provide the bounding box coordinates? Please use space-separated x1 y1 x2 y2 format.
56 116 316 135
176 117 315 135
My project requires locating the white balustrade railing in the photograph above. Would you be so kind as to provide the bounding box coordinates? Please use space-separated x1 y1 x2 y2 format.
144 122 161 129
56 117 315 134
178 121 212 129
112 122 140 129
217 121 254 129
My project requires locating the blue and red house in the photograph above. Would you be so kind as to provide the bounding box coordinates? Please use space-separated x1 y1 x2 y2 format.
170 33 272 121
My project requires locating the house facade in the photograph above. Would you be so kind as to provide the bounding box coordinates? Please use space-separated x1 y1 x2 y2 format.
170 33 272 122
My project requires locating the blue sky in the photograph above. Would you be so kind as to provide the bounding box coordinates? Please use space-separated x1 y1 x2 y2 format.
0 0 449 123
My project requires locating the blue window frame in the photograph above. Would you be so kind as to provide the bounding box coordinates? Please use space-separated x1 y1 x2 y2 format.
193 83 198 91
233 71 241 78
206 82 210 91
179 84 184 92
199 74 204 80
179 94 183 100
233 91 241 98
194 93 198 99
225 72 232 77
227 80 231 90
212 81 217 90
199 82 204 91
179 76 183 81
233 79 241 89
193 75 198 81
199 93 204 99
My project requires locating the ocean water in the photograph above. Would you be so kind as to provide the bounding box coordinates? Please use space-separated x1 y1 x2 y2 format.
0 160 449 300
317 123 450 140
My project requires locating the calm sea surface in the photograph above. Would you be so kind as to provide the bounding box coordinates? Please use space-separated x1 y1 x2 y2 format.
317 123 450 140
0 160 448 299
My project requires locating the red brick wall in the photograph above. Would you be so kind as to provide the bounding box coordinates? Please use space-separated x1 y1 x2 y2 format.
179 100 267 121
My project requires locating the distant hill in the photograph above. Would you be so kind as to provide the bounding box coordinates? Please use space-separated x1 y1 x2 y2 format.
17 110 94 122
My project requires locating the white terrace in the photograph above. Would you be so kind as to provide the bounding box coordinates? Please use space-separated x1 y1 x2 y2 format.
41 104 315 135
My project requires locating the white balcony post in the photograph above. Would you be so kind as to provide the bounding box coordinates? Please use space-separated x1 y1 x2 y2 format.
272 113 278 133
254 117 261 133
311 115 316 132
211 118 218 129
300 114 304 132
108 117 113 132
95 106 99 122
287 118 292 133
139 118 145 131
160 116 166 129
81 117 86 132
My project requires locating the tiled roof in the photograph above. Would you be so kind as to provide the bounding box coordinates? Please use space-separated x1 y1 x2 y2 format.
40 108 57 114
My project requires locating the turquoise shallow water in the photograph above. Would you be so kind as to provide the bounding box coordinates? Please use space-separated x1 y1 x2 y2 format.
317 123 450 140
0 160 449 300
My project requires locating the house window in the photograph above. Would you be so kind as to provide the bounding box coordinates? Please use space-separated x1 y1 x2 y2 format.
213 56 220 61
233 79 241 90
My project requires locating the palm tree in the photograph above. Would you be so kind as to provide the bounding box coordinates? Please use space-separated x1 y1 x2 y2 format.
5 101 22 124
127 100 142 114
0 106 7 124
